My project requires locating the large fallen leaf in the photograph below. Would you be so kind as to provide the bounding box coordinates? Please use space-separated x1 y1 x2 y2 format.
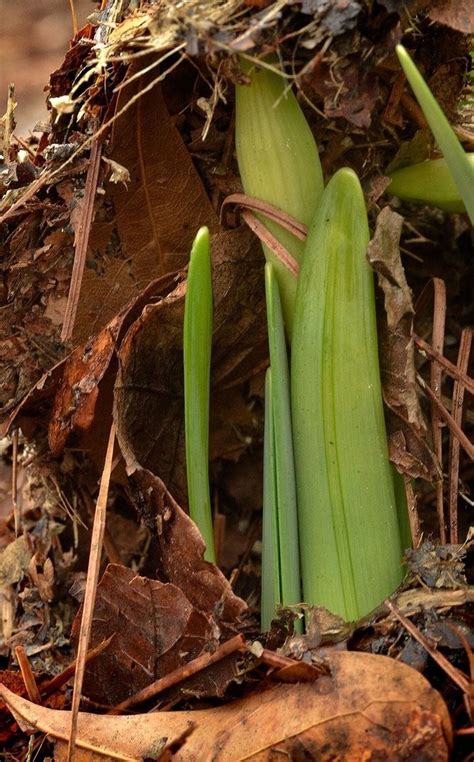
1 651 452 760
72 62 218 345
114 226 268 507
70 564 219 705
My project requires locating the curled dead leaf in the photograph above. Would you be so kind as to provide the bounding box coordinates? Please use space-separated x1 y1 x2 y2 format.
367 206 440 481
47 271 179 456
129 468 247 625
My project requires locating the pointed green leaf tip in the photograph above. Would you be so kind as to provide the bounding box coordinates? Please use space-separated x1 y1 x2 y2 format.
291 167 403 621
396 44 474 224
184 225 215 563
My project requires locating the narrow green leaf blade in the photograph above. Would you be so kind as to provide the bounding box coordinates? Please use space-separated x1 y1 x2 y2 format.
265 263 301 614
396 45 474 224
291 169 403 621
261 368 281 631
184 226 215 563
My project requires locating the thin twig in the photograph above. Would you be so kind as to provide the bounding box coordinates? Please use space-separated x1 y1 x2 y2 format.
11 429 20 536
417 375 474 461
250 647 323 676
448 329 473 544
67 423 116 761
61 140 102 342
222 193 308 240
68 0 78 37
386 600 469 695
431 279 446 542
445 622 474 720
414 335 474 394
40 635 114 699
14 646 41 704
415 279 447 542
110 634 245 714
241 210 299 276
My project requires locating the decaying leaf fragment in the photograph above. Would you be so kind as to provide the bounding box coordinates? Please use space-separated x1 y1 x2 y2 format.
367 206 440 481
70 564 220 705
0 536 31 587
405 541 467 589
1 651 452 760
130 468 247 624
428 0 474 34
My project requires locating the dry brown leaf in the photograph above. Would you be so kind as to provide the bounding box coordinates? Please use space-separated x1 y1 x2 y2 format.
428 0 474 33
114 226 268 507
129 468 247 624
48 324 117 456
1 58 215 430
72 65 218 345
70 564 219 705
47 271 179 455
367 206 440 481
1 651 452 760
307 59 380 128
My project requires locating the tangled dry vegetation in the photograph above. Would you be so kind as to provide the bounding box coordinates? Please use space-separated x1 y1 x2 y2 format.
0 1 473 759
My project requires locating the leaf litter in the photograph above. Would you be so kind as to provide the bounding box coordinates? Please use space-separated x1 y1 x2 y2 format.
0 0 473 758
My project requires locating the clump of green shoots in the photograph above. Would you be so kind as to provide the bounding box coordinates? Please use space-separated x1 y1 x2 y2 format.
235 58 324 335
235 55 406 626
183 226 215 563
184 45 470 628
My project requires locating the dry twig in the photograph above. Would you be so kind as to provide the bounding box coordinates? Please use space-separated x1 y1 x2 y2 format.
67 423 116 761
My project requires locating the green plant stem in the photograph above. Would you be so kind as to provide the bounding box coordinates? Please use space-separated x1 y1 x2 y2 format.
265 263 301 616
183 226 215 563
261 368 281 631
